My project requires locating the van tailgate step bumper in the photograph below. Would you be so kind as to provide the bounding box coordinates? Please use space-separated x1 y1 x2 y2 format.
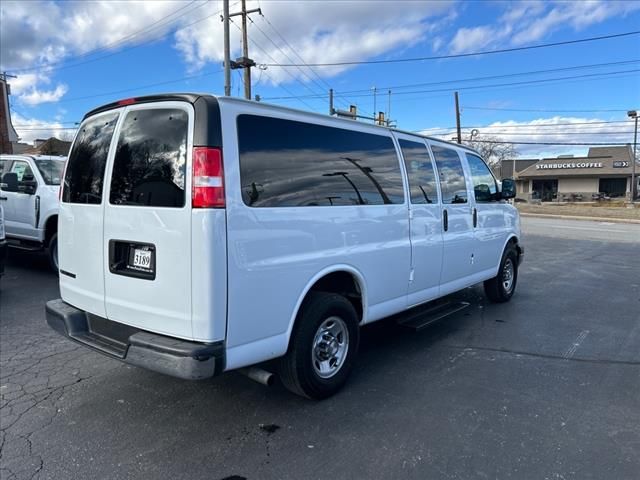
45 299 224 380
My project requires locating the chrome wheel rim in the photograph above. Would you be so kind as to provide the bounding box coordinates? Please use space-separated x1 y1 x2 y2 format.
502 258 514 293
312 316 349 379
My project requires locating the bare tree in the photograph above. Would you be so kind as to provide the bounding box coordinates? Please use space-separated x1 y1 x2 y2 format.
463 135 518 175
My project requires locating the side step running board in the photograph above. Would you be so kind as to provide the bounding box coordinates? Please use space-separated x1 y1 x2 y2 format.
6 239 43 252
397 301 470 331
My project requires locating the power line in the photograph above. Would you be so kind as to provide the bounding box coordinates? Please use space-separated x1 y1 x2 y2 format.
262 68 640 100
229 17 322 112
55 69 222 104
463 106 633 113
434 131 635 136
261 30 640 67
468 141 633 146
247 17 329 101
257 13 356 113
327 59 640 95
9 0 207 74
9 2 235 75
13 122 79 127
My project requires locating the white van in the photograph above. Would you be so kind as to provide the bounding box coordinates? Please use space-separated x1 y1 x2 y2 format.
46 94 523 398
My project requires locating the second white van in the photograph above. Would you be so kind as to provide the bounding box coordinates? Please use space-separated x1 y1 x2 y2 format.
46 94 523 398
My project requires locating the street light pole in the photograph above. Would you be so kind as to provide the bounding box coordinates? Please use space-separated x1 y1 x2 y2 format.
628 110 638 203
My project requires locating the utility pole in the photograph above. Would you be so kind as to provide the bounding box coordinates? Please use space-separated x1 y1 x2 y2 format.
223 0 231 96
454 91 462 144
628 110 638 203
329 88 334 115
228 0 261 99
386 89 391 126
372 86 377 124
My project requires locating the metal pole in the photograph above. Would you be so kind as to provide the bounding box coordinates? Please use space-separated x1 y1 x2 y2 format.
240 0 251 100
633 116 638 202
329 89 334 115
223 0 231 96
372 87 377 124
455 91 462 144
387 89 391 126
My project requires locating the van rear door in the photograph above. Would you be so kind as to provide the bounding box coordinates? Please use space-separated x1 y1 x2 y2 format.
59 110 120 317
102 102 194 340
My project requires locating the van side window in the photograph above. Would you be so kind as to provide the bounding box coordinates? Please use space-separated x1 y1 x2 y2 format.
431 145 468 204
110 109 188 208
10 161 35 182
398 139 438 204
63 112 119 204
466 153 498 202
0 160 9 177
237 115 404 207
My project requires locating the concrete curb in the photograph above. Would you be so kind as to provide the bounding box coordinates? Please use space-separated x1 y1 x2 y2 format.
520 212 640 224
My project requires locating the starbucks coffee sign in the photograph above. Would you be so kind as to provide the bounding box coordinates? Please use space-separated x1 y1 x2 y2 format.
536 162 603 170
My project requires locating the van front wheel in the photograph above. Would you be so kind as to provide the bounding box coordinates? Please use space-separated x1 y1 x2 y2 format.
484 245 518 303
48 233 58 272
279 292 359 399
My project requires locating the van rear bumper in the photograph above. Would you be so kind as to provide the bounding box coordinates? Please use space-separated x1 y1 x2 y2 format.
45 299 225 380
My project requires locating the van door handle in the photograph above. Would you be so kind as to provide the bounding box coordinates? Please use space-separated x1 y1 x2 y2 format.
473 208 477 228
443 209 448 232
0 196 7 201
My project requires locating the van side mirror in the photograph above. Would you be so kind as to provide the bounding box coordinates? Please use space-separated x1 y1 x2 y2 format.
1 172 19 192
21 180 38 195
501 178 516 199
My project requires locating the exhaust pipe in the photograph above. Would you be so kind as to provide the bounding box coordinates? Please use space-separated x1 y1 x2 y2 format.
239 367 275 387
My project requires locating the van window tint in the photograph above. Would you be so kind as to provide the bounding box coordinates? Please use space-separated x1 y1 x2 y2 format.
237 115 404 207
63 112 119 204
431 145 468 204
466 153 498 202
399 139 438 204
110 109 188 207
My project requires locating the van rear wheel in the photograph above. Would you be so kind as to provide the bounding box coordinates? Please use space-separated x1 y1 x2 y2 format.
484 245 518 303
279 292 359 399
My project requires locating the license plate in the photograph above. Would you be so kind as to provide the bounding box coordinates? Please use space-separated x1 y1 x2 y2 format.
132 249 151 269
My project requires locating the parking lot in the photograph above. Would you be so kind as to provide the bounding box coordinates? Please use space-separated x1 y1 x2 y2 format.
1 216 639 480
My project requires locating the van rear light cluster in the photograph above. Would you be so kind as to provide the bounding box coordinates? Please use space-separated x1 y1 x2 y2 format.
192 147 225 208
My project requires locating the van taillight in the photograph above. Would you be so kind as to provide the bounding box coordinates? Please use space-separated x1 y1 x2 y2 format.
192 147 225 208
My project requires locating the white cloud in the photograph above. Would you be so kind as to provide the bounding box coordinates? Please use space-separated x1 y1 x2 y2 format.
174 0 456 83
11 112 76 145
6 71 68 105
19 84 69 105
447 0 640 54
418 116 635 157
1 0 457 93
0 0 188 71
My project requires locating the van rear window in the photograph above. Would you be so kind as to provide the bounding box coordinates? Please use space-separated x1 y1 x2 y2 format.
237 115 404 207
110 109 188 208
63 112 119 204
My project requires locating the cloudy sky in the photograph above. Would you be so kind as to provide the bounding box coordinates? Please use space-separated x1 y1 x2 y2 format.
1 0 639 158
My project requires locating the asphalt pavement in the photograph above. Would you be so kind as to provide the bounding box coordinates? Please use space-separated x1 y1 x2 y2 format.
1 216 639 480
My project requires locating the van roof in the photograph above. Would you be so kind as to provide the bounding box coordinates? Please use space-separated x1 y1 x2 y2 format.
84 93 479 155
0 154 67 161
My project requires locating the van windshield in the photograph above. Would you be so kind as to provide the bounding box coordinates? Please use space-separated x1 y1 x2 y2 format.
35 159 65 185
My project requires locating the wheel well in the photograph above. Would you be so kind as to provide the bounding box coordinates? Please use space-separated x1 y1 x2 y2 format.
507 236 522 257
44 215 58 244
308 271 363 323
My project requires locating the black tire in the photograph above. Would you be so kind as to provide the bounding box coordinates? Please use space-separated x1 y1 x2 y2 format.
48 233 58 272
484 245 518 303
279 292 360 399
